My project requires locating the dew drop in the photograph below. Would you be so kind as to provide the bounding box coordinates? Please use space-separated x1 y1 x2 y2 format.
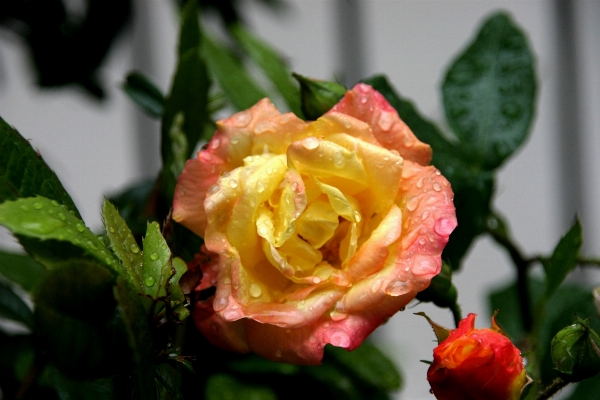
150 253 158 261
312 277 321 284
215 297 228 311
330 311 349 321
75 223 85 232
210 138 221 149
371 277 384 293
33 202 43 210
161 244 167 250
230 135 240 144
223 277 232 285
20 205 29 211
51 200 59 206
130 244 140 254
378 112 394 131
354 211 362 223
302 137 320 150
229 180 238 188
144 276 155 287
257 181 265 193
421 210 430 220
406 197 419 212
205 200 215 211
333 151 345 168
232 111 251 127
208 184 219 195
249 283 262 298
386 280 411 296
418 237 426 245
416 177 424 188
58 213 66 221
223 310 242 320
108 226 115 233
433 182 441 192
327 329 351 347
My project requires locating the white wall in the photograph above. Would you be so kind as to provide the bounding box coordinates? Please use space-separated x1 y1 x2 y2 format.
2 1 599 399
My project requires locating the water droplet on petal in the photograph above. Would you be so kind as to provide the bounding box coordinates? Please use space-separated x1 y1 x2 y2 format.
145 276 155 286
210 138 221 149
333 150 345 168
371 277 384 293
434 217 457 236
257 181 265 193
406 197 419 212
327 329 351 347
386 280 411 296
230 135 240 144
302 137 320 150
330 311 348 321
416 178 424 188
205 200 215 211
229 180 238 188
232 111 251 127
378 112 394 131
249 283 262 298
223 310 242 320
421 210 430 220
354 211 361 223
433 182 441 192
312 277 321 284
208 184 219 195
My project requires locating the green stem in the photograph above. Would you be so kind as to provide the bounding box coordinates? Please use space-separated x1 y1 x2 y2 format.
450 302 462 328
535 377 570 400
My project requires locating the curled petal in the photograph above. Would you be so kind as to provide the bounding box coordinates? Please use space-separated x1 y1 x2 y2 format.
329 83 432 165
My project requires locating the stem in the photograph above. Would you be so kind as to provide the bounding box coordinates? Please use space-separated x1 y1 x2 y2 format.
450 302 462 328
535 378 570 400
486 214 533 333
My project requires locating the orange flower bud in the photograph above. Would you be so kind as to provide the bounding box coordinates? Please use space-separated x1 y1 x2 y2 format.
427 313 527 400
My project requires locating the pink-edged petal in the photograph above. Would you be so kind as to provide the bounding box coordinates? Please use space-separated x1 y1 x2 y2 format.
397 160 456 279
193 297 250 353
173 151 226 237
329 83 432 166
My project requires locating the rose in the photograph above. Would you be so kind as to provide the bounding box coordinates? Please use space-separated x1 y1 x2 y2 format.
427 313 528 400
173 83 456 365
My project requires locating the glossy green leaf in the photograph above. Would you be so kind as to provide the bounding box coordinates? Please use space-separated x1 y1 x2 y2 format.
122 71 165 118
0 280 34 329
230 23 302 116
169 257 190 320
162 0 209 199
142 222 172 300
551 317 600 381
0 250 45 291
294 73 346 120
107 178 156 239
443 12 536 169
114 275 155 400
205 374 277 400
0 197 120 272
0 116 79 217
34 260 129 379
361 75 494 268
543 218 582 298
103 199 143 290
202 33 267 111
326 342 402 391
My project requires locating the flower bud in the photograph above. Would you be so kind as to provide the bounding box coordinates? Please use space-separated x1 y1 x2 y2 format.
427 313 527 400
293 73 346 120
551 317 600 382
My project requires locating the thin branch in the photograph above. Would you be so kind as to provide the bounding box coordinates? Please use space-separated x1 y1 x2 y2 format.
535 378 570 400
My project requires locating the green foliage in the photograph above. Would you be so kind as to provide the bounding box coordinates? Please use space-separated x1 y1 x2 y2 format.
230 23 302 117
162 0 210 198
122 71 165 118
0 280 34 329
0 197 120 272
443 12 536 170
0 250 45 291
416 261 458 309
543 218 582 298
205 374 277 400
0 116 80 217
415 312 451 344
142 222 175 300
551 317 600 382
294 73 346 120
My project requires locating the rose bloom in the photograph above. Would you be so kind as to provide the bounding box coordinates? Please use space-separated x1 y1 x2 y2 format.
173 83 456 364
427 313 528 400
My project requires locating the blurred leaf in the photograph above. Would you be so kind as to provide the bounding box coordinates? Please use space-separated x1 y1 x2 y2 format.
156 363 184 400
0 197 120 273
443 12 536 169
0 280 34 329
565 374 600 400
34 260 129 379
0 116 79 217
142 222 173 300
228 355 300 375
103 199 144 290
543 218 582 299
294 73 346 120
302 363 366 400
326 342 402 391
122 71 165 118
50 366 116 400
230 23 302 116
202 33 267 110
114 275 155 400
205 374 277 400
162 0 210 199
551 317 600 381
362 75 494 268
0 250 45 291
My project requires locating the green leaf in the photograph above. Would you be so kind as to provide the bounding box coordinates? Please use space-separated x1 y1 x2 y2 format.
0 280 34 329
155 363 184 400
102 199 143 290
34 260 129 379
416 261 458 308
565 374 600 400
301 363 363 400
326 342 402 391
114 275 155 400
230 23 302 116
0 197 120 272
543 219 582 298
142 222 172 300
169 257 190 320
205 374 277 400
361 75 495 268
107 178 156 238
202 33 268 111
0 116 80 217
294 73 346 120
162 0 210 199
443 12 536 169
122 71 165 118
228 355 300 375
415 312 452 344
50 367 116 400
0 250 45 291
551 317 600 381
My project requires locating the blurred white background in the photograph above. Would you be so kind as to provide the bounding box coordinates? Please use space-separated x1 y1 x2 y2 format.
2 1 600 399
